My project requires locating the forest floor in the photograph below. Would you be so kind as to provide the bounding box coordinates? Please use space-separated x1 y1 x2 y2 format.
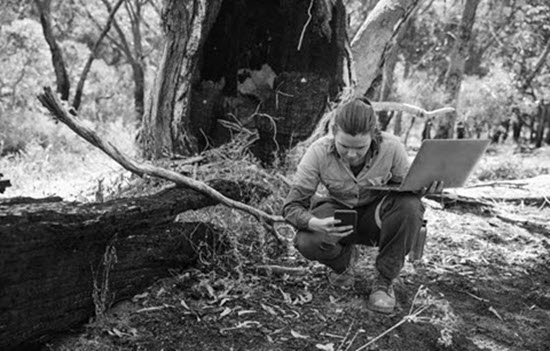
37 144 550 351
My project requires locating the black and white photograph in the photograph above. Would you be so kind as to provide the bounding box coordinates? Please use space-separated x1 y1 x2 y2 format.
1 0 549 350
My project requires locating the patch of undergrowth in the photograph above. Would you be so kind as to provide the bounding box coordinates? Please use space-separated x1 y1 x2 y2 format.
472 144 550 182
476 159 549 181
0 115 137 201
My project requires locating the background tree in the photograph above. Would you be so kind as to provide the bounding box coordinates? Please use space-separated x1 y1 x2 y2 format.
434 0 481 139
138 0 352 159
81 0 161 122
34 0 71 100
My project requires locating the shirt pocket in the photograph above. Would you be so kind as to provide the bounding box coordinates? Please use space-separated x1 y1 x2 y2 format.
367 172 392 186
322 176 350 198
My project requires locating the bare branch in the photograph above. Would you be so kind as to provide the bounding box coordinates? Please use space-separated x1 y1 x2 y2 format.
372 101 455 118
72 0 126 110
100 0 135 60
37 87 285 228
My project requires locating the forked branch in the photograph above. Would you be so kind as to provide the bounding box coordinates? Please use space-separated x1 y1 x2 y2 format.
37 87 285 229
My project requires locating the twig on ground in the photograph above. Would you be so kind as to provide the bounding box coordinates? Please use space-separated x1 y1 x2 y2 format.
255 265 309 276
336 322 354 351
538 196 550 210
494 211 549 236
355 285 432 351
343 327 365 351
463 291 489 302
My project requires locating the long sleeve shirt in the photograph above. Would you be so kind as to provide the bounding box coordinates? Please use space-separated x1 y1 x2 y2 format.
282 132 410 230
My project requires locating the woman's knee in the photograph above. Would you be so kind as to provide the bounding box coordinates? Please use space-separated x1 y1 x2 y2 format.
294 231 323 260
294 231 341 261
387 193 424 215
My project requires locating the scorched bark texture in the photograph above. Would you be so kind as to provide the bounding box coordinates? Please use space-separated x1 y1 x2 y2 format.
0 179 263 350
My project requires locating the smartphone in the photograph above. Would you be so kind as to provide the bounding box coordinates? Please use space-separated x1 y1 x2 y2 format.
334 209 357 231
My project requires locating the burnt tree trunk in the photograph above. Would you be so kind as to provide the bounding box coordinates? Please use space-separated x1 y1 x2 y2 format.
139 0 351 162
0 180 265 350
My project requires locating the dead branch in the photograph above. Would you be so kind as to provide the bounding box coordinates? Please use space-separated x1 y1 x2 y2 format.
426 192 549 236
427 190 550 208
255 265 310 276
495 211 549 236
371 102 455 118
464 180 529 189
73 0 125 110
37 87 285 230
298 101 455 153
426 193 493 208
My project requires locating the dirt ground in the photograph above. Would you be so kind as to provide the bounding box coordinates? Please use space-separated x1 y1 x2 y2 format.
44 146 550 351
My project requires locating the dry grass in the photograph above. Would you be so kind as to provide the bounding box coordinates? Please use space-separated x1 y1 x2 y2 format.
0 117 137 201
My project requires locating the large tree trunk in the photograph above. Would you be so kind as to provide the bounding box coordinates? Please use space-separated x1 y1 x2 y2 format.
138 0 424 162
139 0 351 161
435 0 480 139
375 6 416 130
0 180 264 350
138 0 223 159
351 0 419 97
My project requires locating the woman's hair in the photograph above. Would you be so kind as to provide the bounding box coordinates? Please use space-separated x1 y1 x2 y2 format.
332 97 382 148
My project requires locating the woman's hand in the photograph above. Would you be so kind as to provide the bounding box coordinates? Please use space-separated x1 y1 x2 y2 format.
308 216 354 245
417 180 444 197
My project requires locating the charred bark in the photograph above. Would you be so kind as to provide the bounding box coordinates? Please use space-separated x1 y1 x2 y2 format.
196 0 350 163
0 180 265 350
140 0 350 162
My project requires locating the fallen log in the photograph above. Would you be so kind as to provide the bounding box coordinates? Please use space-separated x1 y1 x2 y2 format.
0 179 263 350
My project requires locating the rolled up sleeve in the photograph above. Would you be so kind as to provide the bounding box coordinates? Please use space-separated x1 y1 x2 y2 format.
282 146 321 230
390 141 410 183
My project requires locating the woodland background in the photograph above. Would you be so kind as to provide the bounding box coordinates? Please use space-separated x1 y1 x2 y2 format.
1 0 549 186
1 1 550 351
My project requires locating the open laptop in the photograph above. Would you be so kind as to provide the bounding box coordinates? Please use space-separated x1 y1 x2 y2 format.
367 139 490 192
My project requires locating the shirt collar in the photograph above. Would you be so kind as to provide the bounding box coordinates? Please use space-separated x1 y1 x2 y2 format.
329 135 380 161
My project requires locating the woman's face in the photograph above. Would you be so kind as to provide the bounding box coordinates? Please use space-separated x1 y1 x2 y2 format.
333 128 372 166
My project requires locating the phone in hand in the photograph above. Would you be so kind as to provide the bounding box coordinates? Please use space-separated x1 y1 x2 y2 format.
334 209 357 232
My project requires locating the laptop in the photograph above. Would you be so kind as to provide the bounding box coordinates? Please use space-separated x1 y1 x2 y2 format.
367 139 490 192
